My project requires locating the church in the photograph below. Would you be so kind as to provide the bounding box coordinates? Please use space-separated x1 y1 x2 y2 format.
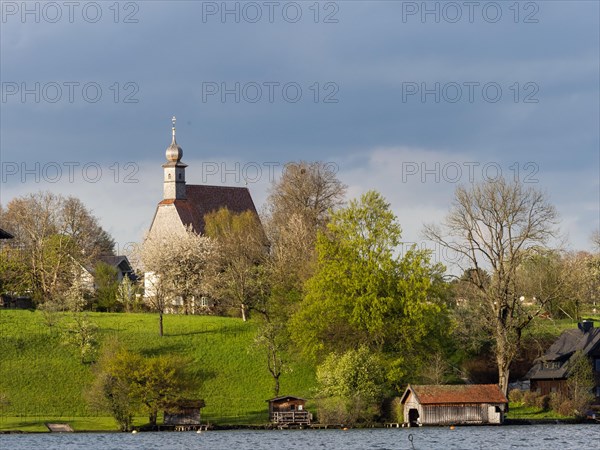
148 117 258 236
144 117 259 312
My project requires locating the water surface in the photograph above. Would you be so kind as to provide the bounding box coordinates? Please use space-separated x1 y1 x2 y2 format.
1 425 599 449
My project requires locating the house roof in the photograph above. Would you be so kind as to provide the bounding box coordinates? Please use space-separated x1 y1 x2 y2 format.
157 184 258 234
0 228 14 239
401 384 507 405
526 325 600 380
97 255 133 272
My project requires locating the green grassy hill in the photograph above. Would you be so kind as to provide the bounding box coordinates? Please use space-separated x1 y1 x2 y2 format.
0 310 316 431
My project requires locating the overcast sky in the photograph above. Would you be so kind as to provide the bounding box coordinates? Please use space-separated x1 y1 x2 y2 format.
1 1 598 268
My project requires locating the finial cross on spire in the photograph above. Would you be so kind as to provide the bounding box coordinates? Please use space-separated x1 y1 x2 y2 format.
171 116 176 140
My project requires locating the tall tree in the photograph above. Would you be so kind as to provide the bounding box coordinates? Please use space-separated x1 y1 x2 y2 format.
204 208 268 321
424 177 559 394
251 162 346 392
292 191 449 386
94 262 120 312
266 161 347 290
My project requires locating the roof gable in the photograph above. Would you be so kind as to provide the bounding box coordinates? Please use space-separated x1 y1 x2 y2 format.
401 384 507 405
544 328 600 360
157 184 258 234
267 396 306 403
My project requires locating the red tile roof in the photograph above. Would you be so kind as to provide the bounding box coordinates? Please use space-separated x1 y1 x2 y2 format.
157 184 258 234
402 384 507 405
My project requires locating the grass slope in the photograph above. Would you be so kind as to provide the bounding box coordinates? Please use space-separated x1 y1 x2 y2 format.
0 310 316 431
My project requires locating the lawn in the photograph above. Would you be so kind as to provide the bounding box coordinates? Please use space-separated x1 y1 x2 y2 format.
0 310 316 431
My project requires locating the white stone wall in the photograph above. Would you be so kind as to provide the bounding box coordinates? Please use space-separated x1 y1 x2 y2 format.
148 204 187 237
163 166 186 199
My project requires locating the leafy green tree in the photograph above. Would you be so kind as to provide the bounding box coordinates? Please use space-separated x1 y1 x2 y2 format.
565 350 595 418
316 346 386 424
88 341 137 431
61 313 99 364
129 354 197 427
204 208 269 321
291 191 449 387
0 245 31 296
94 262 120 312
117 275 139 313
89 342 200 429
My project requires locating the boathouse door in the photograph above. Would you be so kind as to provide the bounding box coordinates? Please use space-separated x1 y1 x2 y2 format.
408 408 419 427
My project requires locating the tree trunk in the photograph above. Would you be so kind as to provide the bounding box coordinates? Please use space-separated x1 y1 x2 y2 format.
159 311 164 337
149 410 157 427
273 375 280 397
241 304 247 321
497 355 511 397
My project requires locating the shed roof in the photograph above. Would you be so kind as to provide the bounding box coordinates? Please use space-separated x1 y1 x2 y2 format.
157 184 258 234
401 384 507 405
266 396 306 403
164 399 206 409
0 228 14 239
526 325 600 380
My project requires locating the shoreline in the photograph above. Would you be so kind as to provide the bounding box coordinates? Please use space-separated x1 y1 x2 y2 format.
1 418 596 433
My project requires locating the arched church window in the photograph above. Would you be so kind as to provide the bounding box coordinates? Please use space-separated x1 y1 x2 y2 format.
168 174 171 179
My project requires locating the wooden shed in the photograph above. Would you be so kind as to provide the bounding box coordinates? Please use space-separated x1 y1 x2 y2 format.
163 399 205 426
267 396 312 424
400 384 507 426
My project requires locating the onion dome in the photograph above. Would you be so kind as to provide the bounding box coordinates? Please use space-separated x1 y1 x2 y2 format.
166 116 183 162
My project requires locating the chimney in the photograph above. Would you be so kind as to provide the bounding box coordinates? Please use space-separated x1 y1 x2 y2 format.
577 320 594 333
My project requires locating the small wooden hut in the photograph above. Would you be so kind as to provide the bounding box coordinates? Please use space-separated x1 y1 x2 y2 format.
163 399 205 426
267 396 312 425
400 384 507 426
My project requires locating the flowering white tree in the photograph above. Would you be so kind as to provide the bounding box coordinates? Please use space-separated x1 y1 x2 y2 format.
141 226 216 336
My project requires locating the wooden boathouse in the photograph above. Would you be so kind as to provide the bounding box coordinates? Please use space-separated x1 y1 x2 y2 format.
163 399 206 429
400 384 507 426
267 396 312 425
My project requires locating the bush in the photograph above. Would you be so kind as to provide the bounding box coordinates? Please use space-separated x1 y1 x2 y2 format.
522 391 539 408
390 397 404 424
508 389 524 404
535 394 551 411
556 399 575 417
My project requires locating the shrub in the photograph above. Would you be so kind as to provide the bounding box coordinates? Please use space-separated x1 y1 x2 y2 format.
536 394 551 411
508 388 524 404
556 399 575 417
390 397 404 424
522 391 539 408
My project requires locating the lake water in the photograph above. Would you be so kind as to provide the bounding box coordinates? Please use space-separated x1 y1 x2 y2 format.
1 425 599 450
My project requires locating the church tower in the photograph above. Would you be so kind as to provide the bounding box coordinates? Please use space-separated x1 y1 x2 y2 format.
162 116 187 200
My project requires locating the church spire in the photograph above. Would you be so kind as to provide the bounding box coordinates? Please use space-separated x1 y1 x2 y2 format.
165 115 183 162
162 116 187 200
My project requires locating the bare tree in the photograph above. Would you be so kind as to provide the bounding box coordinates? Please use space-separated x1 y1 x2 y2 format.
424 177 558 394
1 191 114 303
592 229 600 252
266 161 346 290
